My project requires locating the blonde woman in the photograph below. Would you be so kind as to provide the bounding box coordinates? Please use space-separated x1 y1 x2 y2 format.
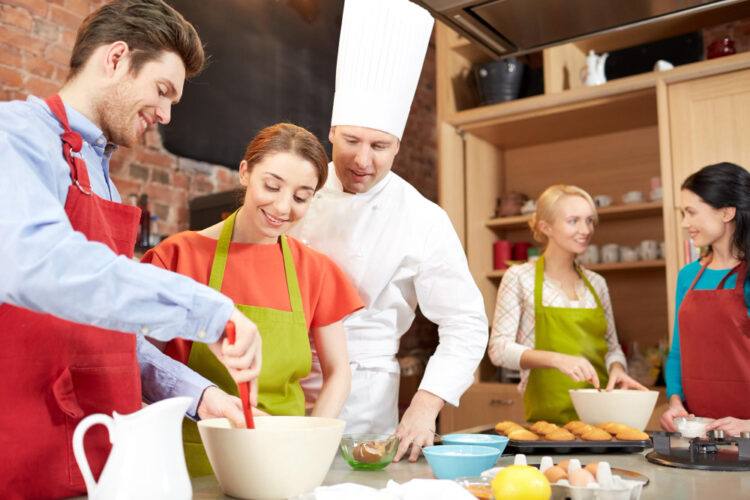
488 185 645 423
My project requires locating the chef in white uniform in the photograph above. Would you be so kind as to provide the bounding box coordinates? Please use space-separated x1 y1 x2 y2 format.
291 0 488 462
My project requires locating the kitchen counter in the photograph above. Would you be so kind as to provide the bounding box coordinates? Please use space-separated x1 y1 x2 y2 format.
186 451 750 499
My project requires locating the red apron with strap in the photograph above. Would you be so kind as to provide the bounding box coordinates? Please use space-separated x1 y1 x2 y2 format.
0 95 143 499
679 257 750 419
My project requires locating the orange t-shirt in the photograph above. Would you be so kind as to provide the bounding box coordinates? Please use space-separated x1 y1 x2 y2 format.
142 231 363 363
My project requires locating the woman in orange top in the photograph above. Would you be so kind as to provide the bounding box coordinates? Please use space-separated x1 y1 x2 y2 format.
143 123 363 476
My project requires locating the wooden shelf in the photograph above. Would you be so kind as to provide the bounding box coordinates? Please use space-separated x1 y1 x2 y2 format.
487 259 665 281
486 201 663 231
449 52 750 148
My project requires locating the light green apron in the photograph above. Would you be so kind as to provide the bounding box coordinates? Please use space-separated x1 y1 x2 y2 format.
183 209 310 476
523 255 609 424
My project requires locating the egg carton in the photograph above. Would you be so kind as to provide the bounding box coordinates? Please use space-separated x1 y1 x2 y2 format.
482 455 643 500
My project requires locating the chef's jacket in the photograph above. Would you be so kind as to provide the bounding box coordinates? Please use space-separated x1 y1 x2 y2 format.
0 96 231 417
291 168 488 430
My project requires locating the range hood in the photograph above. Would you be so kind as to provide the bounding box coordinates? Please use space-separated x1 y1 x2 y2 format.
414 0 748 58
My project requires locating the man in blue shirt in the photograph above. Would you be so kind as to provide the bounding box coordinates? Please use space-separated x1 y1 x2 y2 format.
0 1 261 496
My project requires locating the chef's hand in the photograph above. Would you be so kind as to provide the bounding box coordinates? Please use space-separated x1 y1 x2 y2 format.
197 386 268 428
706 417 750 437
393 390 444 463
555 353 600 389
207 308 262 405
660 395 691 432
605 362 648 391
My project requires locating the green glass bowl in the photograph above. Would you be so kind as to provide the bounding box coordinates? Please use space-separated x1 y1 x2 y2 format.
339 433 399 470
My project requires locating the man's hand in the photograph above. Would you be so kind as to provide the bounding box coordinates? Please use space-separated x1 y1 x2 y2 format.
660 395 691 432
554 353 600 388
393 390 444 463
207 308 262 405
706 417 749 437
605 362 648 391
197 386 268 428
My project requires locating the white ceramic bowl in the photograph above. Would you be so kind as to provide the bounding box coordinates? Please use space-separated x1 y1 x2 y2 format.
198 416 345 500
569 389 659 431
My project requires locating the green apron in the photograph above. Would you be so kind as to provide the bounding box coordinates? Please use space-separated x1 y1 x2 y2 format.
523 255 609 424
182 209 310 476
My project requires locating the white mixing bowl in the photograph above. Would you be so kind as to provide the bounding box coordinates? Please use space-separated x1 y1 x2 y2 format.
569 389 659 431
198 416 345 500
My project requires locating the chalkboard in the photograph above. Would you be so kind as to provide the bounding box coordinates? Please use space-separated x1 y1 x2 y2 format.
162 0 343 168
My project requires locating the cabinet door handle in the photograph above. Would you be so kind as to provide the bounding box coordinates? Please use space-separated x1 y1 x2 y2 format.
490 398 515 406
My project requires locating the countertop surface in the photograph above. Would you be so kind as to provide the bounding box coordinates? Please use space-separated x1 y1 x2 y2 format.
186 450 750 500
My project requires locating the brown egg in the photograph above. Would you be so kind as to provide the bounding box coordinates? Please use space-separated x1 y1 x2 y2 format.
557 459 570 472
584 462 599 477
569 468 596 487
352 441 385 463
544 465 568 483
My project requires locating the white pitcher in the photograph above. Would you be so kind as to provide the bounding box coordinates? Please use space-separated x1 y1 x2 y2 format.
582 49 609 86
73 396 193 500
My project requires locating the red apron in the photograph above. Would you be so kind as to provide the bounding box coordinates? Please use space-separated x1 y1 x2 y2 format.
0 95 142 499
679 256 750 419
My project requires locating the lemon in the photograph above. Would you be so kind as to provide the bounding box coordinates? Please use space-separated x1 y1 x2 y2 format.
491 465 551 500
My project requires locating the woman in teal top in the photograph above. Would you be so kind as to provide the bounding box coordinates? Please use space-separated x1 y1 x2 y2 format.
661 162 750 436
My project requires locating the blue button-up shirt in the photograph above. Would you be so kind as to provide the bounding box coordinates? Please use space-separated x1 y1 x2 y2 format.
0 96 230 417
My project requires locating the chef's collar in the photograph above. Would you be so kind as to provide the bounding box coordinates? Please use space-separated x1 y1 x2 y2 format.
326 162 394 200
33 95 116 155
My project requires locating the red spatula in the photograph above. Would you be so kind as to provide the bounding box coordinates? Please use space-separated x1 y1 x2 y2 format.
226 320 255 429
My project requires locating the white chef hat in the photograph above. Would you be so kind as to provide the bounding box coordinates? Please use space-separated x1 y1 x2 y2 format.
331 0 434 140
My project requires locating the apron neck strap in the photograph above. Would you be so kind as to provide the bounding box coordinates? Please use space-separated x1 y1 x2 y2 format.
208 208 304 313
718 259 747 291
535 254 603 311
689 254 747 291
44 94 92 194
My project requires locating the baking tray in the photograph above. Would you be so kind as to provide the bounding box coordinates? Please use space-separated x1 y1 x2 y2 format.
478 427 652 454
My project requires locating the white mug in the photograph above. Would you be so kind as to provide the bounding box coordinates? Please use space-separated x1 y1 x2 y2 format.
659 241 666 259
639 240 659 261
622 190 644 204
594 195 611 208
581 244 600 265
620 246 639 262
601 243 619 263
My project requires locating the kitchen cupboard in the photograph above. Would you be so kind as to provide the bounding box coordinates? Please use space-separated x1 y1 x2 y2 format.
435 21 750 433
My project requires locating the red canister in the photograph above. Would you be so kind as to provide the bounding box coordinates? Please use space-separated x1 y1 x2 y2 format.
494 240 512 270
513 241 532 261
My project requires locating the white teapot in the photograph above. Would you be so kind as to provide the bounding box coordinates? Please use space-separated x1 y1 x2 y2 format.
73 396 193 500
582 50 609 86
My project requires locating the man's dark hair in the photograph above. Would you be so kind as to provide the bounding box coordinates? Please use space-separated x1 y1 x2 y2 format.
68 0 205 80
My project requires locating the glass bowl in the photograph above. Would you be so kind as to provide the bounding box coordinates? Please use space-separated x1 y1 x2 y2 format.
339 433 399 470
455 475 494 499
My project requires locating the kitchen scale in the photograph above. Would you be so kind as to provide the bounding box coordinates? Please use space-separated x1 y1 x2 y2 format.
646 430 750 471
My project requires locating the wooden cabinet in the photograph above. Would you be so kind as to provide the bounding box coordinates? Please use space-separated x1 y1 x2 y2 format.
440 383 525 434
434 20 750 426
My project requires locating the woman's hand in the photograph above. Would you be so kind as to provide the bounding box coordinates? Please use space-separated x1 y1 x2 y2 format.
207 308 262 405
706 417 750 437
660 395 691 432
553 353 601 388
605 362 648 391
197 386 268 428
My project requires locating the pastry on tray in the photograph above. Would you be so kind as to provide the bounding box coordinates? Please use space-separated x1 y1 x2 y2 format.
545 428 576 441
529 421 550 433
571 423 595 436
580 427 613 441
615 428 649 441
535 422 560 435
563 420 585 431
494 420 520 433
507 428 540 441
597 422 629 434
